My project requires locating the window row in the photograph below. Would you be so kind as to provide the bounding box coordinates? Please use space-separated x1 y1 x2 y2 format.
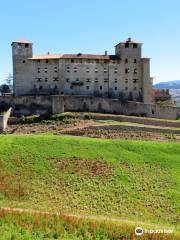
125 68 137 74
36 77 59 82
66 67 118 73
37 67 58 73
125 58 137 64
69 85 138 91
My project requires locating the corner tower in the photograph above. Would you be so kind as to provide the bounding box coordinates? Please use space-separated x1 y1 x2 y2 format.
12 39 33 96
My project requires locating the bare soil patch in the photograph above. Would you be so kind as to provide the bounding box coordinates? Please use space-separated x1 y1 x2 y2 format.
50 157 112 178
6 119 180 142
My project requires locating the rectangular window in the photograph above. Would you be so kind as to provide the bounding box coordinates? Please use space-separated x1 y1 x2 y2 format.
37 78 41 82
134 69 137 74
86 86 90 89
134 59 137 63
133 43 138 48
53 77 59 82
133 79 138 83
46 59 49 63
100 86 102 90
125 68 129 74
114 68 118 73
125 58 128 63
115 87 117 90
104 79 109 82
95 78 98 82
125 43 129 48
74 67 78 72
86 68 90 72
125 87 128 90
114 79 118 83
104 68 107 72
66 78 69 82
45 78 48 82
95 68 98 72
86 79 91 82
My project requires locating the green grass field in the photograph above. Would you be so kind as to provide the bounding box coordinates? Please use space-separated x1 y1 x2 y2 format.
0 134 179 239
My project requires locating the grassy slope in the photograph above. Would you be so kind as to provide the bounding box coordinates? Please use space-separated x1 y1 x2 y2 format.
0 135 179 229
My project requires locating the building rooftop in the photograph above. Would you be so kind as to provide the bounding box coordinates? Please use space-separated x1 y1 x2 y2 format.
29 54 119 60
115 37 142 47
12 39 32 44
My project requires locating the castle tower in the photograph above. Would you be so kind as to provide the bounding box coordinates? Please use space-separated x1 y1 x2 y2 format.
141 58 153 103
115 38 153 103
12 39 33 96
115 37 142 59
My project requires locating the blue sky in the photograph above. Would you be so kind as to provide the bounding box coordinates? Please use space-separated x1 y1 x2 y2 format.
0 0 180 84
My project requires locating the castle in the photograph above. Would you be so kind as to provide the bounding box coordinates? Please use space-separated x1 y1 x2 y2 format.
12 38 153 103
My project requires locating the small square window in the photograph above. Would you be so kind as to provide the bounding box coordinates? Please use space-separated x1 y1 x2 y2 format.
125 43 129 48
25 43 29 48
115 87 117 91
125 68 129 74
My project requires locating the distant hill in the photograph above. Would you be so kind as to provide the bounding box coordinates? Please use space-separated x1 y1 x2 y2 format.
154 80 180 89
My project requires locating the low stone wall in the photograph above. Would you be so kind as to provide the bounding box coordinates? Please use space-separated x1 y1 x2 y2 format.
63 95 179 120
90 114 180 128
0 108 12 131
91 125 180 134
0 95 179 120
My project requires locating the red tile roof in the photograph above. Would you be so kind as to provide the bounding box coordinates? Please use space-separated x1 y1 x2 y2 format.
29 54 118 60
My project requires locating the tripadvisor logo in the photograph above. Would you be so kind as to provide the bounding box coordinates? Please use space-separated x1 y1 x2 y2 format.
135 227 143 236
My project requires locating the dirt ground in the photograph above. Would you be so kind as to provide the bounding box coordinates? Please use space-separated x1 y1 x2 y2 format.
6 119 180 142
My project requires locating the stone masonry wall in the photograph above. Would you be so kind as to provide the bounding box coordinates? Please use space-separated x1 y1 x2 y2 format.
0 95 179 121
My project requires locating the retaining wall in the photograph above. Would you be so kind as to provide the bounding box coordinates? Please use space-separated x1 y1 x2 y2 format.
0 95 179 120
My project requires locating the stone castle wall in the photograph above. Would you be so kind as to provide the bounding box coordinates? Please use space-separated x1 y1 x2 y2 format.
0 95 179 120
